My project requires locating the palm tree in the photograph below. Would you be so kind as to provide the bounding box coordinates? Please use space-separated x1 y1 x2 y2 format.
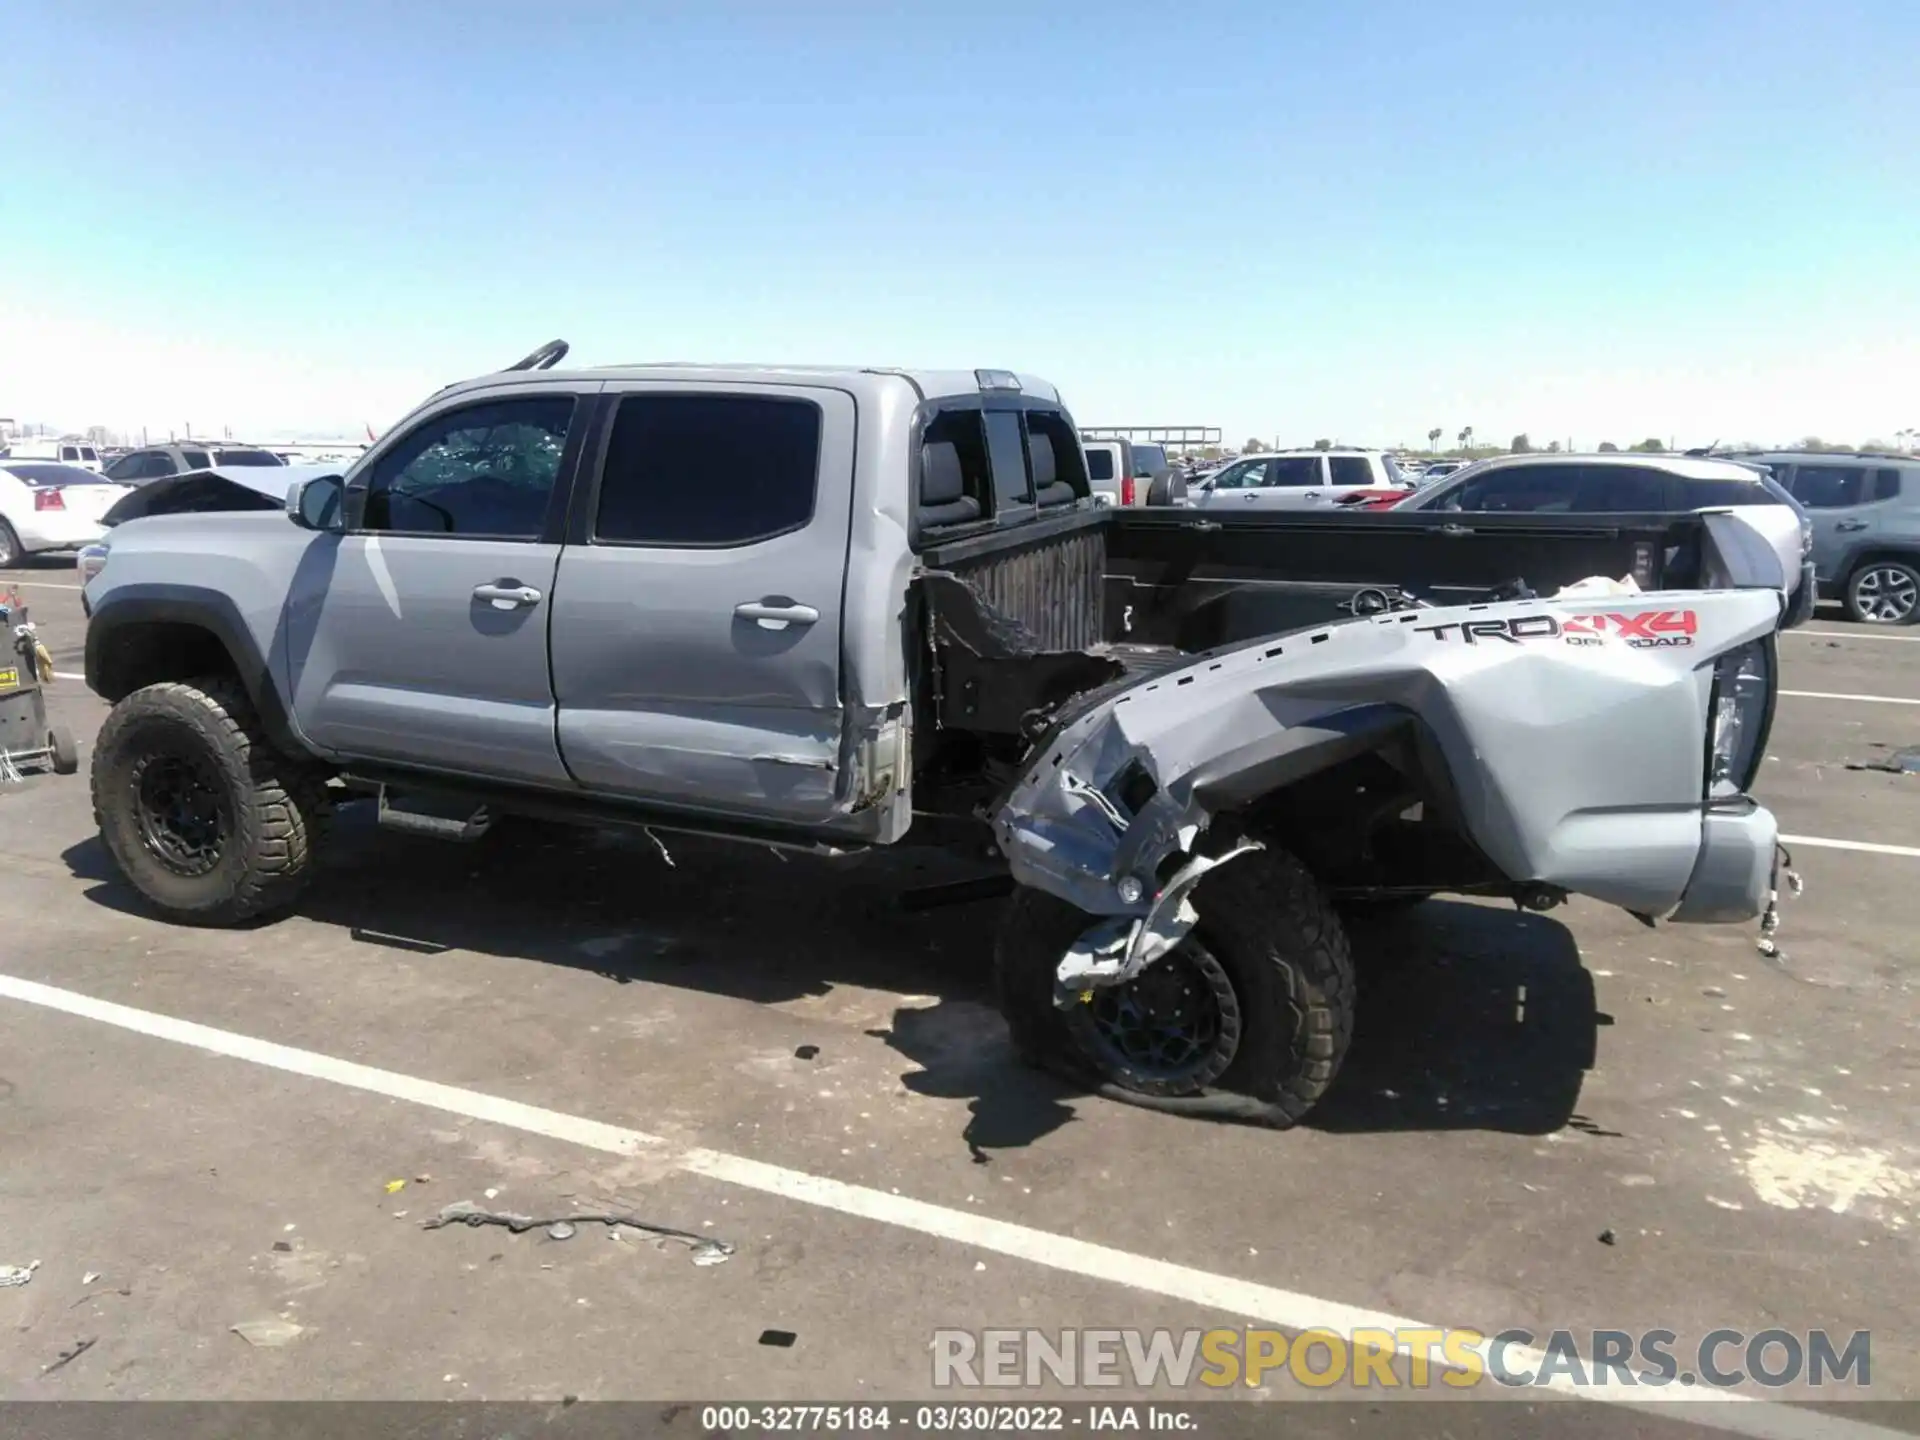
1458 426 1474 452
1427 427 1442 452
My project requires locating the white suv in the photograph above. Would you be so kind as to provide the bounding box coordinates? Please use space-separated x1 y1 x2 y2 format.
1192 448 1413 511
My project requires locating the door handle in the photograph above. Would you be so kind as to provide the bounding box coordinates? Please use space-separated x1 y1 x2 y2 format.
1244 492 1260 501
1302 491 1321 500
473 582 543 609
735 600 820 630
1835 520 1870 532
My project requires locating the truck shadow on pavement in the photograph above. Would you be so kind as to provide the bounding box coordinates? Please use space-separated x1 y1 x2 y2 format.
61 817 1604 1150
1315 902 1605 1136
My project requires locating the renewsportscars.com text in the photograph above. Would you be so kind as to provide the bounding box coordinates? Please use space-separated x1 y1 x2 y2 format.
931 1327 1871 1391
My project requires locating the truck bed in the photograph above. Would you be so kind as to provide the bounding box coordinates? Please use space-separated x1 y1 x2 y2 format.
1104 506 1702 649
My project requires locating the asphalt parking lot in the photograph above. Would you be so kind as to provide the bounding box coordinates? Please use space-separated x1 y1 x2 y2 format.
1 561 1916 1435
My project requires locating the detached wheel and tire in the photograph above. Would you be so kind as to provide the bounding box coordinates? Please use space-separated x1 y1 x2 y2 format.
91 678 333 926
995 849 1355 1128
1845 561 1920 626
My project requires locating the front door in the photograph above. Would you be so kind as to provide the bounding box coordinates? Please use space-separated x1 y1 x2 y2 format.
284 388 590 784
548 384 856 824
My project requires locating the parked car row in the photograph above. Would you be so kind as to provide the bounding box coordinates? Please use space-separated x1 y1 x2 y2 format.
10 409 1915 629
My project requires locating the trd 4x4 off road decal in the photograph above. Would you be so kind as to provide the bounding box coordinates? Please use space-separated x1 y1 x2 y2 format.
1413 610 1699 649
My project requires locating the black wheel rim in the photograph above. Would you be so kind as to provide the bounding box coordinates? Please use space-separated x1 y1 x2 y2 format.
131 748 229 876
1080 939 1241 1089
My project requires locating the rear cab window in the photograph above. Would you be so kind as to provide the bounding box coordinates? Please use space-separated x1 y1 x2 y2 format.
984 411 1031 509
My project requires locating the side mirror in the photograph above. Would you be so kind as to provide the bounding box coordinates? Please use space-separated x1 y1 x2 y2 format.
288 474 345 531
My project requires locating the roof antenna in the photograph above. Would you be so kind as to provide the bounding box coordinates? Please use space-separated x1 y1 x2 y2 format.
504 339 570 372
1684 439 1719 457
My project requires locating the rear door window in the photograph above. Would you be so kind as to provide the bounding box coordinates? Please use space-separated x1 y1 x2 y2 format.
181 449 212 469
984 411 1031 509
1328 456 1373 486
1790 465 1868 509
1266 456 1326 487
1675 476 1769 508
595 394 820 546
1873 468 1905 502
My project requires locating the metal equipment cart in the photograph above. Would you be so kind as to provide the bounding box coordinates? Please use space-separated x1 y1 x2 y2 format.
0 588 78 782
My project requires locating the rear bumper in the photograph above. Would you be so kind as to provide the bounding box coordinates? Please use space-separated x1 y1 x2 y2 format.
15 512 109 552
1669 800 1778 924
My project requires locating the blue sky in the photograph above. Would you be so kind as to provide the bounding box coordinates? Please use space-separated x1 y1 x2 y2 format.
3 0 1917 448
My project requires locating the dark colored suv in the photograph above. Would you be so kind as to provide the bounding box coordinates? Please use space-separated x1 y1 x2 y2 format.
1720 452 1920 624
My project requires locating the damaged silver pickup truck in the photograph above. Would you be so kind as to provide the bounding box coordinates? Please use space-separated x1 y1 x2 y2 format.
81 344 1792 1126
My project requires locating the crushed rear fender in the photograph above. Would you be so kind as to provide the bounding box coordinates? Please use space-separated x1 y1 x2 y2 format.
993 588 1785 938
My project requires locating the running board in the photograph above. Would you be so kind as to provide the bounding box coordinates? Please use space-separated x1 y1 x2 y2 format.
376 787 493 842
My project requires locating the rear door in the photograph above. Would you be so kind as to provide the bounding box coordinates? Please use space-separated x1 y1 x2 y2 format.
1325 454 1380 503
1786 462 1880 585
549 384 856 824
286 386 590 783
1241 454 1329 509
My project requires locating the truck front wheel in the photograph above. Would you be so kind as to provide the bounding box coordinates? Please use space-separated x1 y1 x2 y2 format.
92 678 333 926
995 849 1356 1128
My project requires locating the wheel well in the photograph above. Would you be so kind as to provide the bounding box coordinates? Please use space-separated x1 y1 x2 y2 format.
91 620 241 703
1844 550 1920 584
1232 741 1512 898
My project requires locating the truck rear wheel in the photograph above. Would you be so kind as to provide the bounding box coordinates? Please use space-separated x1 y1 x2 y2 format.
91 677 333 926
995 849 1355 1127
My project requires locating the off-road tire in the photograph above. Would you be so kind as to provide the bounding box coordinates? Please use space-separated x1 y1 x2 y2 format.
995 848 1356 1128
0 519 20 568
91 677 333 926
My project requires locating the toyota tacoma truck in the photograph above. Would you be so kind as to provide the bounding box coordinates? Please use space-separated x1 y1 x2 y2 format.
81 342 1792 1126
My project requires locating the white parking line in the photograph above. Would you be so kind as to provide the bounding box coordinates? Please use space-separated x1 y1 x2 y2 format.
53 671 84 681
1781 690 1920 706
1 578 83 590
1790 629 1920 643
0 972 1900 1439
1782 834 1920 859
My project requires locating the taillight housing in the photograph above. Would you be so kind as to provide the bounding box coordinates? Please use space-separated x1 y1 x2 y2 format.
1121 476 1136 506
34 488 65 511
1706 638 1777 796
